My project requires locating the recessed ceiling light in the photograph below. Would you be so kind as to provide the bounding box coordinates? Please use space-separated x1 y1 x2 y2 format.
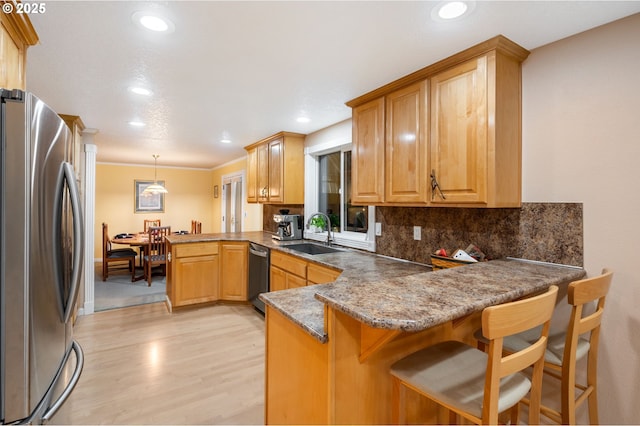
128 121 146 127
129 86 153 96
132 11 175 33
296 116 311 123
220 139 232 144
431 1 475 22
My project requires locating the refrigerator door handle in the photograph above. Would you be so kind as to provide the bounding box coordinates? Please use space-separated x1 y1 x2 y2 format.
41 341 85 423
62 162 84 323
52 162 84 323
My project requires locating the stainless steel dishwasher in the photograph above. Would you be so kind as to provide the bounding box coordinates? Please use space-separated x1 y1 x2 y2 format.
248 243 270 314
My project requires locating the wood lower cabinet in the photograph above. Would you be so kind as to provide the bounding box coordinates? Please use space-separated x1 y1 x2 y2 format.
220 242 248 301
270 251 307 291
307 262 341 285
167 240 249 309
167 242 220 309
270 250 342 290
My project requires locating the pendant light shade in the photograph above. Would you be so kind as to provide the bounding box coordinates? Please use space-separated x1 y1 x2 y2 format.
142 154 168 195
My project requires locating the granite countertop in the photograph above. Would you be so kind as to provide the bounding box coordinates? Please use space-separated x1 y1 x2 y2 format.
314 259 585 332
165 232 585 344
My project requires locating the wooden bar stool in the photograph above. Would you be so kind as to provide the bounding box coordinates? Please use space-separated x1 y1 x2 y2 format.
499 269 613 424
390 285 559 425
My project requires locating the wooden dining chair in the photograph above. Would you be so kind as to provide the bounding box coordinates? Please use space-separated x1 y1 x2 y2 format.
143 219 161 232
191 220 202 234
498 269 613 424
143 225 170 286
102 222 137 281
390 285 559 425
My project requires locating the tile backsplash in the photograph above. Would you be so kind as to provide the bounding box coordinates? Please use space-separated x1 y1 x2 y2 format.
375 203 583 267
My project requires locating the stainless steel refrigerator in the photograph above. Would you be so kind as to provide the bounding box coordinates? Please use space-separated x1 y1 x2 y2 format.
1 89 84 424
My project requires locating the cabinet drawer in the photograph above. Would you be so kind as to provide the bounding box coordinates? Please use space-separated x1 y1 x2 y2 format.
175 242 219 258
307 264 341 285
271 251 307 279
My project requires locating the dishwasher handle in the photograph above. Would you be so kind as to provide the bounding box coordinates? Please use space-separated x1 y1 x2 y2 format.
249 244 268 258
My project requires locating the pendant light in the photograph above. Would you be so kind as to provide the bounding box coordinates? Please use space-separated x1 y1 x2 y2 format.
142 154 168 195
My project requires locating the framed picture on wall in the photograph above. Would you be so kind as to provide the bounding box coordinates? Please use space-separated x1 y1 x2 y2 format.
134 180 165 213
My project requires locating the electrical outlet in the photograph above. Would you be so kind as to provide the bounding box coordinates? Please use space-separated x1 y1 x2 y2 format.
375 222 382 236
413 226 421 241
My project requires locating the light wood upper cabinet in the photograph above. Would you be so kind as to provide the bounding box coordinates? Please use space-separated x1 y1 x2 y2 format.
429 56 487 204
267 138 284 202
59 114 85 181
347 35 529 208
256 142 269 203
385 81 429 204
0 11 38 90
220 242 248 301
429 50 523 207
246 147 258 203
244 132 305 204
352 98 385 204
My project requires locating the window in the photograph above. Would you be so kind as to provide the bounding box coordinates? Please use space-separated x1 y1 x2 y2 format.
305 141 375 252
318 151 367 234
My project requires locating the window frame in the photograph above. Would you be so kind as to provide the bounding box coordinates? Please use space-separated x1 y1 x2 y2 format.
304 139 376 252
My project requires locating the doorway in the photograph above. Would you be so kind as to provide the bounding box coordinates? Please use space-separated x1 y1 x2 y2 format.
221 173 244 233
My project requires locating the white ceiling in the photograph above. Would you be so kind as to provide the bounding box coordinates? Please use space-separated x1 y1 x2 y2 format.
26 1 640 169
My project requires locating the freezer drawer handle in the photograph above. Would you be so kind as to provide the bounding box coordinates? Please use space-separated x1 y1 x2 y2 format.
41 341 85 423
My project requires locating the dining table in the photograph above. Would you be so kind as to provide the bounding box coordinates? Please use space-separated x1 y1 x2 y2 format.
111 230 188 282
111 233 150 281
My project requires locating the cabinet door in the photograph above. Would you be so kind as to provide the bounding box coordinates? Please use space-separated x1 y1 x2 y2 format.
257 143 270 203
286 273 307 289
174 255 219 307
246 147 258 203
385 81 429 204
352 98 385 204
220 242 248 301
268 138 284 203
430 56 488 204
270 266 287 292
0 19 25 90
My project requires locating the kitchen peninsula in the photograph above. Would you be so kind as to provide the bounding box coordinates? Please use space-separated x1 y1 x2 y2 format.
165 232 584 424
261 257 584 424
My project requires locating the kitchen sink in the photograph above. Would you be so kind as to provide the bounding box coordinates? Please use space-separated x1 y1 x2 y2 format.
284 243 344 255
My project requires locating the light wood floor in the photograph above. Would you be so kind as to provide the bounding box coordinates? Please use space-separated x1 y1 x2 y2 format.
60 302 266 424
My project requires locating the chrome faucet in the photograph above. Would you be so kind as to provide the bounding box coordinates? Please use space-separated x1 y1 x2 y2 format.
306 212 332 246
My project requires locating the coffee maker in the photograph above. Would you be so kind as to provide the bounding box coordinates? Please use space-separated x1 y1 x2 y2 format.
272 214 303 241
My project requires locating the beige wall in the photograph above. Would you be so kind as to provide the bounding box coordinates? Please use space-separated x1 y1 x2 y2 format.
95 163 213 258
210 157 262 233
522 13 640 424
